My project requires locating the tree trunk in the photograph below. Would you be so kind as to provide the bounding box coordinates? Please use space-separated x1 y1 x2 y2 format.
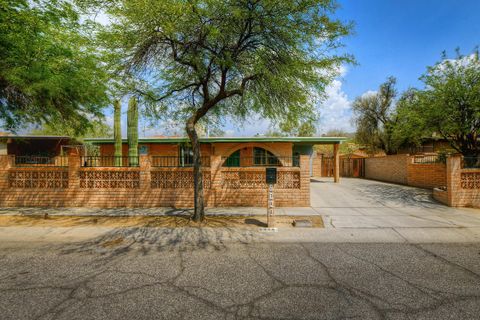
186 117 205 222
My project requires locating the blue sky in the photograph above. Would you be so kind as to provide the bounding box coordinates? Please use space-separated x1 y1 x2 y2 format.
11 1 477 137
337 0 480 98
223 0 480 136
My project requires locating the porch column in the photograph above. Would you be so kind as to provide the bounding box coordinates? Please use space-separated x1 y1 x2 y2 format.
333 143 340 183
68 149 81 189
139 155 151 188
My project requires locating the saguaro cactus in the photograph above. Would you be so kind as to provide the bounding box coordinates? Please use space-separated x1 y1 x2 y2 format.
127 96 139 166
113 99 122 166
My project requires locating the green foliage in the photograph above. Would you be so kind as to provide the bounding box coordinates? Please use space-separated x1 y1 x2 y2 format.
353 77 404 155
30 119 112 141
405 50 480 157
113 99 122 165
127 96 139 164
83 0 353 220
83 0 352 126
279 121 318 137
0 0 110 133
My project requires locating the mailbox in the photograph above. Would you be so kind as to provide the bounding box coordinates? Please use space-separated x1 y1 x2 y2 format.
266 167 277 184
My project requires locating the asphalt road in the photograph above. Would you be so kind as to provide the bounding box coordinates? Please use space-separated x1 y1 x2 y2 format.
1 228 480 320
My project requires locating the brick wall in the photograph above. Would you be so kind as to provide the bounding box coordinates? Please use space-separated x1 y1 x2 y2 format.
365 154 409 185
364 154 448 189
407 162 446 189
311 153 322 177
0 153 310 208
434 155 480 208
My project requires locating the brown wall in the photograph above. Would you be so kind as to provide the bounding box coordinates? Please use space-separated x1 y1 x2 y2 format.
312 154 322 177
433 155 480 208
365 154 409 185
364 154 447 189
0 153 309 208
407 162 446 189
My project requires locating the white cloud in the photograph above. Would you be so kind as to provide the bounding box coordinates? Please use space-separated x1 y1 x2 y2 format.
226 116 272 136
361 90 377 98
317 69 355 134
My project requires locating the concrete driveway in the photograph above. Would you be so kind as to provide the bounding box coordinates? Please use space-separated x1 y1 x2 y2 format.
310 177 480 241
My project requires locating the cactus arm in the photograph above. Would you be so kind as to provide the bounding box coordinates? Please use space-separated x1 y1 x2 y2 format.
113 99 122 166
127 97 139 166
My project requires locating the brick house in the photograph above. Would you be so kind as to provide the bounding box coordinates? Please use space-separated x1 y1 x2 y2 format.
84 136 345 176
0 136 345 208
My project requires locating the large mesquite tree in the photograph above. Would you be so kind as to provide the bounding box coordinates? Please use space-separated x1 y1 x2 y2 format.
84 0 352 221
0 0 109 133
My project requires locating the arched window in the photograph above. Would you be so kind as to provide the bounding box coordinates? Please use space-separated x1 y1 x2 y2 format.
253 147 281 166
223 147 281 167
224 150 240 167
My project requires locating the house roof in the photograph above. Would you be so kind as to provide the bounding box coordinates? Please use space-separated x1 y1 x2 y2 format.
0 134 71 140
84 136 346 145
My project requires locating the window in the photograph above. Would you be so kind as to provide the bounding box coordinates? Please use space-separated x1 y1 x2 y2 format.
253 147 280 166
224 150 240 167
179 145 193 167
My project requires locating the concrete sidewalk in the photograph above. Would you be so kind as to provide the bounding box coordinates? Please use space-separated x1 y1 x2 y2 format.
1 224 480 244
0 177 479 243
0 206 317 216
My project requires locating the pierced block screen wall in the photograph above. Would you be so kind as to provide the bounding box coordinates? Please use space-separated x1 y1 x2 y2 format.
9 171 69 189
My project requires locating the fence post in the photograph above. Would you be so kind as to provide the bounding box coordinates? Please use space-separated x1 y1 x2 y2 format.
209 155 223 207
446 154 462 206
140 155 151 189
0 155 11 190
333 143 340 183
68 149 81 189
0 155 11 170
299 155 310 206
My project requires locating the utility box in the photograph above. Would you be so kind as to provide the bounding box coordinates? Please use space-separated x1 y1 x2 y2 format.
266 167 277 184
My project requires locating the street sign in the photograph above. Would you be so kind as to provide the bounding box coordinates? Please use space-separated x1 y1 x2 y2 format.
266 167 277 184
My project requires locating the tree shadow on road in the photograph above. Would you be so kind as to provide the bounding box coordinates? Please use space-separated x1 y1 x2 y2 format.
60 226 263 261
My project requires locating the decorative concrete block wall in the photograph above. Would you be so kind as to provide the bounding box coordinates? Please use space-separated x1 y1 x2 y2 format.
0 153 310 208
434 155 480 208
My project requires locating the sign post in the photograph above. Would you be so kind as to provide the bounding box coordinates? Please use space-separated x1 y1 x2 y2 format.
265 168 277 229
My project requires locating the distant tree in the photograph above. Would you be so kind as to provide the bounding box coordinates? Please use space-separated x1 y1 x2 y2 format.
264 128 286 137
0 0 109 133
30 120 112 141
206 127 226 137
322 129 354 138
352 77 402 155
402 50 480 159
83 0 353 221
279 121 317 137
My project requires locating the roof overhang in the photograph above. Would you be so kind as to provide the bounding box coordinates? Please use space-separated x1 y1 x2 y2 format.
84 136 347 145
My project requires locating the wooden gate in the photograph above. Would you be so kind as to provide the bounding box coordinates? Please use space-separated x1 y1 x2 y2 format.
321 157 365 178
